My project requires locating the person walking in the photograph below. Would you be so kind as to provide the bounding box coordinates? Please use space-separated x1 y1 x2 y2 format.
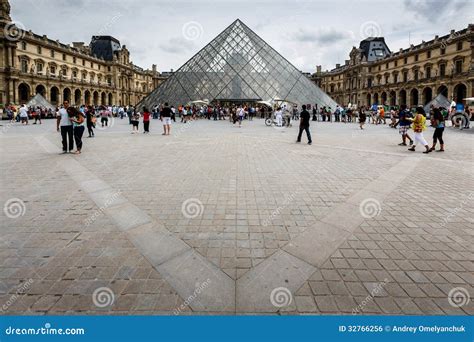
56 100 74 153
296 105 312 145
33 107 42 124
408 107 430 154
463 107 471 129
160 102 172 135
69 107 85 154
237 106 245 127
397 105 414 146
100 106 110 127
359 107 366 130
429 107 445 152
86 105 95 138
142 106 151 133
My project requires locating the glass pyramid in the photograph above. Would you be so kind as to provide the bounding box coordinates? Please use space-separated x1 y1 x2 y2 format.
140 19 337 108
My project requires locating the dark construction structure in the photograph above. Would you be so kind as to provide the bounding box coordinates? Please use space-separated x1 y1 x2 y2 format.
140 19 337 108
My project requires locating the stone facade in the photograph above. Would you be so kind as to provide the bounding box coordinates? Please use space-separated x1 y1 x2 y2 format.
311 25 474 108
0 0 166 107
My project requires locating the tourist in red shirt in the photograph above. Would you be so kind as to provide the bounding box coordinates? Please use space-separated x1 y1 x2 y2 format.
142 107 151 133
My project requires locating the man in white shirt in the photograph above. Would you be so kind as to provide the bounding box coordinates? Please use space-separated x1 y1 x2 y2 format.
56 100 74 153
19 104 29 124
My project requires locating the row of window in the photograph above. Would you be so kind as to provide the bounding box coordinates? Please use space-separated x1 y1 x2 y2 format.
20 60 149 92
21 41 113 71
368 41 464 73
328 60 463 92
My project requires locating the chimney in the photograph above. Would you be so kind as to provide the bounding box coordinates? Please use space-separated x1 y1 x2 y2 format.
72 42 85 49
345 60 350 65
152 64 157 72
316 65 322 73
336 63 340 68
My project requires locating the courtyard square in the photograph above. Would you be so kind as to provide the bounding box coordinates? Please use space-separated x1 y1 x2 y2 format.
0 118 472 315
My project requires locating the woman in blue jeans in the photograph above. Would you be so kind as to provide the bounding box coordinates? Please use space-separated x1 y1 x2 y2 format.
68 107 86 154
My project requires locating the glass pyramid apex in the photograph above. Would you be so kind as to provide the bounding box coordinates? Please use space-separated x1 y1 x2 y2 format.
140 19 337 108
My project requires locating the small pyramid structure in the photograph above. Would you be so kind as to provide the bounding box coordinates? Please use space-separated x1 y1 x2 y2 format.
26 93 55 110
140 19 337 108
423 93 450 113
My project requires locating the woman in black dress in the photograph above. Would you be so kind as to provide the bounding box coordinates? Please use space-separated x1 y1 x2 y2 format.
358 106 366 130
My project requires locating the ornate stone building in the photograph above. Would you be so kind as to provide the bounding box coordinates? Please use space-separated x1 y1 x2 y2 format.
311 25 474 108
0 0 166 107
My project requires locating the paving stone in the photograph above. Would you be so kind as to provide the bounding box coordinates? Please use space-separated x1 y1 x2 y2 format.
294 296 318 313
3 120 473 315
237 250 315 312
313 295 338 313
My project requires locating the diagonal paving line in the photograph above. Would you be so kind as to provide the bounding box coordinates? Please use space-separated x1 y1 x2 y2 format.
35 135 235 312
236 156 422 312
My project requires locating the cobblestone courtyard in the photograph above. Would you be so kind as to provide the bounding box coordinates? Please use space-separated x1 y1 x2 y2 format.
0 118 473 315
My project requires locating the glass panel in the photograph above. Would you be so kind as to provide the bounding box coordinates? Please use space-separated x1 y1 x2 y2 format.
140 19 337 108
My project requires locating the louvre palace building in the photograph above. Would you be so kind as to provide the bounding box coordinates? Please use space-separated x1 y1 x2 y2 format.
311 24 473 108
0 0 166 108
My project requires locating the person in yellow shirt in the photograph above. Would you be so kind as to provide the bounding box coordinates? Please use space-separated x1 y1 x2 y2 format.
408 107 431 154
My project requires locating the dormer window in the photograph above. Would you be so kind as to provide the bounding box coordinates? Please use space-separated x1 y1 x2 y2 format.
373 49 384 57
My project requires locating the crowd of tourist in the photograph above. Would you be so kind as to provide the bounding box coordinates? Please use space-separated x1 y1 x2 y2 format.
1 99 471 156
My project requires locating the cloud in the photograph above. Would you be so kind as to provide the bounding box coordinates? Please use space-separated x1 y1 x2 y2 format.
159 37 197 54
403 0 470 21
292 27 353 45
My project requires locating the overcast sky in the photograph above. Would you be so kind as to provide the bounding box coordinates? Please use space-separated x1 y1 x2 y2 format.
11 0 473 73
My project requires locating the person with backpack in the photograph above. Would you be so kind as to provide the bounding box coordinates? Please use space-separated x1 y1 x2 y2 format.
408 107 430 154
397 105 414 146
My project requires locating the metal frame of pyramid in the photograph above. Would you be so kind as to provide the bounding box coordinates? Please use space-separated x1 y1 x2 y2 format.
140 19 337 109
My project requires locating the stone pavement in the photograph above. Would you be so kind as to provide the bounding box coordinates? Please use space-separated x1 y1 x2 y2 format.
0 117 472 315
